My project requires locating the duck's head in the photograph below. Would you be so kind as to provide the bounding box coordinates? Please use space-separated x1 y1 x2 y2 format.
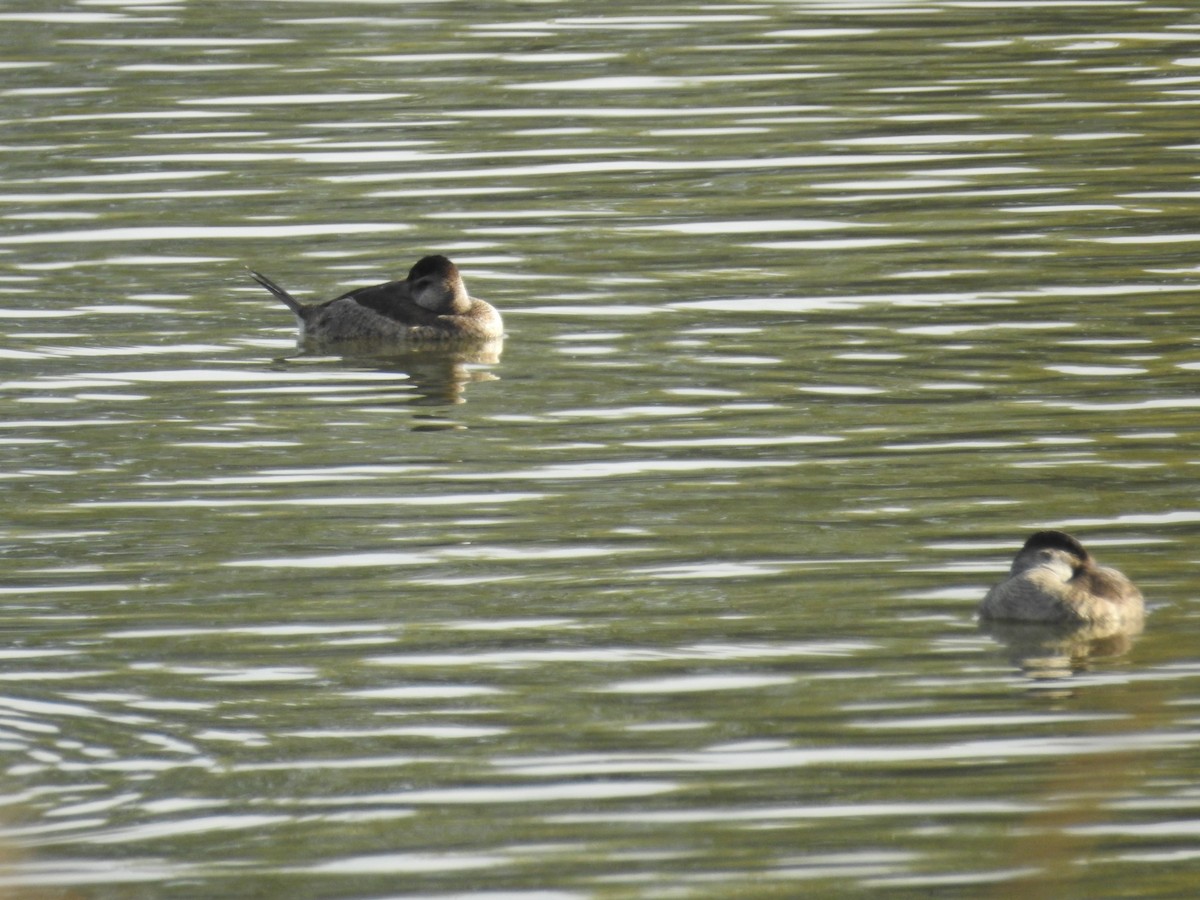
408 255 471 315
1010 529 1090 578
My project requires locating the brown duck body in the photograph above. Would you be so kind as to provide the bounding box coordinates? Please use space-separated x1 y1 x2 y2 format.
252 255 503 345
979 530 1144 630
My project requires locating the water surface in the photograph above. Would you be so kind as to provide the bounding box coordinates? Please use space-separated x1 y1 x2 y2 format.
2 1 1200 897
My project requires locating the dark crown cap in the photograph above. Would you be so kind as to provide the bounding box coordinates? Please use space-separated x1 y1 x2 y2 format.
1022 529 1090 561
408 255 456 280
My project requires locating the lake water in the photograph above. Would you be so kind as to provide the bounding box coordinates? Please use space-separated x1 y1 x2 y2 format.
3 1 1200 896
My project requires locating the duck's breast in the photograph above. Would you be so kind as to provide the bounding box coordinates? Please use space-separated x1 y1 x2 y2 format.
980 568 1080 623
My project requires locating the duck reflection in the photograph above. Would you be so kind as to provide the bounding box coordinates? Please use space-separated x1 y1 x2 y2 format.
978 530 1145 678
980 618 1141 680
361 340 502 407
282 339 502 409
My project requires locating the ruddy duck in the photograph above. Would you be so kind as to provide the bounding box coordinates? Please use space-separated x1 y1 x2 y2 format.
979 530 1144 630
251 255 503 345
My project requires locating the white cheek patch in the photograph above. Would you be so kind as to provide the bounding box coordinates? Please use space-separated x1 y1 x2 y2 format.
415 291 441 312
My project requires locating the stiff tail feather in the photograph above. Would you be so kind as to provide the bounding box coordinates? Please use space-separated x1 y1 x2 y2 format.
248 269 306 316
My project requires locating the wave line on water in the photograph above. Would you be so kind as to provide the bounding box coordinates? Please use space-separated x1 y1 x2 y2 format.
324 151 999 183
0 224 410 245
226 542 640 570
85 492 547 510
495 731 1200 778
546 799 1040 825
368 641 875 668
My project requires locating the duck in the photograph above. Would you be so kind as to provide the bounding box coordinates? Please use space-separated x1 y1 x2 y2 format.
979 530 1144 630
250 254 503 345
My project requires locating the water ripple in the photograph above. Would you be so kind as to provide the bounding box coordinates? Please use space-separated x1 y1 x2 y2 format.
497 732 1200 778
2 2 1198 895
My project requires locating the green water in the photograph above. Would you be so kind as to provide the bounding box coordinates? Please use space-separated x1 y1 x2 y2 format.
2 1 1200 897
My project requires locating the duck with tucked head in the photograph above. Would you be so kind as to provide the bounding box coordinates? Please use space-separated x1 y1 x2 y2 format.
250 255 503 346
979 530 1144 630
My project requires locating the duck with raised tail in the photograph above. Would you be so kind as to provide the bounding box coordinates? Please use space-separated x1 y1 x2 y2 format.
979 530 1144 631
251 254 503 345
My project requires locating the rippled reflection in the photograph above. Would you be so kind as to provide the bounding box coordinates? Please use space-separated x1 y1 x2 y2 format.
281 341 503 408
980 619 1143 680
